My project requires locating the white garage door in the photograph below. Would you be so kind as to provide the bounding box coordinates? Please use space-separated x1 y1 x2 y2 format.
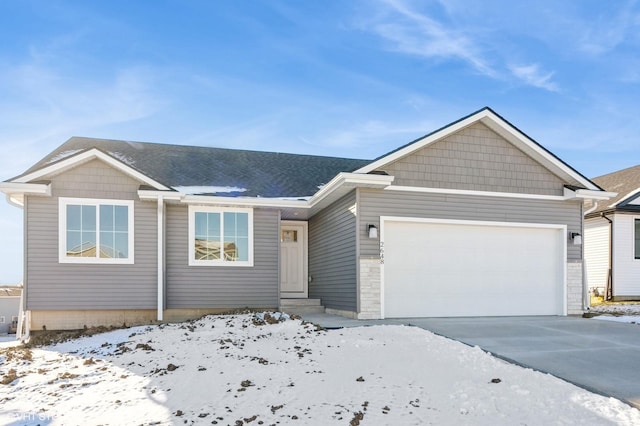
382 219 565 318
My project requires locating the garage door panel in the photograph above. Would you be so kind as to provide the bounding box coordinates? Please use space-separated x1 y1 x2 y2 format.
383 220 564 318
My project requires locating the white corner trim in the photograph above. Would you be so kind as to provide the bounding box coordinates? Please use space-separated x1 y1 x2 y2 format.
13 148 170 190
386 185 567 201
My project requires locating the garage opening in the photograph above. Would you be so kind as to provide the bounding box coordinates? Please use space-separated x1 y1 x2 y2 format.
381 218 566 318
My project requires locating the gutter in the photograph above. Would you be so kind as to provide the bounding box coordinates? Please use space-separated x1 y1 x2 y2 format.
601 212 613 301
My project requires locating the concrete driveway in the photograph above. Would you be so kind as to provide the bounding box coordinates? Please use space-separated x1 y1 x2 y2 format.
301 314 640 408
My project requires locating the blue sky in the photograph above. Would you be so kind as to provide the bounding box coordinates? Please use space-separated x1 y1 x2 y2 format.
1 0 640 283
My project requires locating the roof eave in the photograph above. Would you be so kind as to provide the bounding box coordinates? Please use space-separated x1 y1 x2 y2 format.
138 172 395 219
355 107 602 192
12 148 170 191
0 181 52 207
563 187 617 201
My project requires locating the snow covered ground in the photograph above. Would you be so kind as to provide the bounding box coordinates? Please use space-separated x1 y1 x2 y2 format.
589 303 640 325
1 313 639 425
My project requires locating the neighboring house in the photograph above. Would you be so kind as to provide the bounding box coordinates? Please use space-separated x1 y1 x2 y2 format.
0 285 22 334
585 165 640 300
0 107 613 331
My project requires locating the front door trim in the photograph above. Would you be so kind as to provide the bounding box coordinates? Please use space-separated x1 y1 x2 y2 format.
280 220 308 298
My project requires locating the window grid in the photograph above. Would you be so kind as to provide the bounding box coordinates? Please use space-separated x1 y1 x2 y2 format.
59 198 134 264
189 207 253 266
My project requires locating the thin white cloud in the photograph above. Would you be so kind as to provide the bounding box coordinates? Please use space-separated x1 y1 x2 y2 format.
362 0 563 91
508 63 559 92
578 3 640 55
0 63 166 177
369 0 496 77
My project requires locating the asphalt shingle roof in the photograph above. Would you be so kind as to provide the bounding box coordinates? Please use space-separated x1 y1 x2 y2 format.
591 164 640 213
22 137 372 198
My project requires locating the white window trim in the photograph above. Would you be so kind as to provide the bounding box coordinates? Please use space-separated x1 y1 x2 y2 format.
0 316 4 324
58 197 135 264
188 205 254 267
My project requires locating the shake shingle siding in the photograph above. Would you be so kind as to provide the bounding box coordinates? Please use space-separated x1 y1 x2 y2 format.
165 206 279 308
378 122 571 195
25 160 157 310
308 191 358 311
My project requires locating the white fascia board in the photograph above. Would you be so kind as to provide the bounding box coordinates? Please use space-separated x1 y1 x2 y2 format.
563 186 617 201
0 182 52 207
137 190 183 201
354 112 484 174
175 172 393 210
478 110 599 191
180 194 310 209
574 189 617 201
355 108 600 192
308 172 394 206
13 149 170 190
388 185 568 201
0 182 52 196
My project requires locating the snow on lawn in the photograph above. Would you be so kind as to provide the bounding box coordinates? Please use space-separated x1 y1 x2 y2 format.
589 303 640 325
1 313 639 426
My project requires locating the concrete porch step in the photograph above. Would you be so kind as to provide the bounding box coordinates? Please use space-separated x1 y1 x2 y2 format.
280 298 325 315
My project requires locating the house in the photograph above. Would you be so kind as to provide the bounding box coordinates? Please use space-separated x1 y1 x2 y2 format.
0 285 22 334
584 165 640 300
0 107 613 331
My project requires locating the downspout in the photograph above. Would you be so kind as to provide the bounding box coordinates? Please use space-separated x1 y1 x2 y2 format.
580 203 589 311
157 196 165 321
601 212 613 301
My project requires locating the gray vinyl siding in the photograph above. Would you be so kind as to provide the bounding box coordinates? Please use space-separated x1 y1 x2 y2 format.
379 122 572 195
0 297 20 334
358 188 582 261
166 206 279 308
308 191 357 311
25 159 157 310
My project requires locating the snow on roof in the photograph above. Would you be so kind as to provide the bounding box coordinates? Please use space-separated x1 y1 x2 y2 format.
173 185 248 195
44 149 83 164
108 151 136 167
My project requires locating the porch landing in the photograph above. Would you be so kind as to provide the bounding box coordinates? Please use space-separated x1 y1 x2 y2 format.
279 298 325 315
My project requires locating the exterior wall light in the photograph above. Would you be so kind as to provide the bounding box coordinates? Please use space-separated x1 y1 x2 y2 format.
571 232 582 245
367 224 378 239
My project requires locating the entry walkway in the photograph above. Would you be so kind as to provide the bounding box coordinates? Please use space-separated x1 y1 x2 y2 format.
301 314 640 408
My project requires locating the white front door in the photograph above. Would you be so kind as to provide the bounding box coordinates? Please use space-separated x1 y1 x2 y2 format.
280 221 308 298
